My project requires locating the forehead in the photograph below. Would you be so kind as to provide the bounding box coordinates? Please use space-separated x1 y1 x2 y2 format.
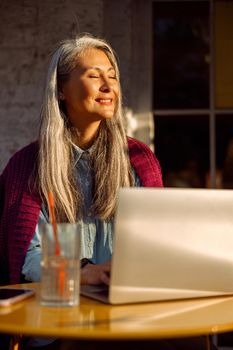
75 48 114 70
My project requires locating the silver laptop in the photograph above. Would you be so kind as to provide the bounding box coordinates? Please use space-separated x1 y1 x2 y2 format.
81 187 233 304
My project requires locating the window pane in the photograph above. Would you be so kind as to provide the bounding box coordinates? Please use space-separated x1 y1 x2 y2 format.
153 2 210 109
216 114 233 188
154 115 209 188
215 1 233 108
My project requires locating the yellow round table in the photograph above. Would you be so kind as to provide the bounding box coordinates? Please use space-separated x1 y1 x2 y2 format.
0 283 233 341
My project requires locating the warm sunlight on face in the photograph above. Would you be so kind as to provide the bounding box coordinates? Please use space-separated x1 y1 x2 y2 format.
61 48 120 130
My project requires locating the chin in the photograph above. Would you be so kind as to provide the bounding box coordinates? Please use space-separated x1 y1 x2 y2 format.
104 114 114 119
98 113 114 120
90 109 115 121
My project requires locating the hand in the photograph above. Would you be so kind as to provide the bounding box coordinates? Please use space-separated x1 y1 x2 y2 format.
81 260 111 285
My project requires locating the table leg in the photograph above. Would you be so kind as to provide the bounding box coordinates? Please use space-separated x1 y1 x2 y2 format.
9 335 22 350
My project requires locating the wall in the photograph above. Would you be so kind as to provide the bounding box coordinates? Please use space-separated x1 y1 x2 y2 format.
0 0 153 172
103 0 154 148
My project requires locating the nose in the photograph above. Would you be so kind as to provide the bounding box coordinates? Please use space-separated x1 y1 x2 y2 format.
99 77 112 92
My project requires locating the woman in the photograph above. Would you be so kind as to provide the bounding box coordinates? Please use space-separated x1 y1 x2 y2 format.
0 34 162 288
0 34 215 350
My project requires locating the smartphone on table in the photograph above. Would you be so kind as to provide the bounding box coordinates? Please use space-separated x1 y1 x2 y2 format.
0 288 35 307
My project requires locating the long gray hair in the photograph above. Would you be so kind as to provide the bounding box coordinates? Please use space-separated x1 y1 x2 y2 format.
38 34 134 222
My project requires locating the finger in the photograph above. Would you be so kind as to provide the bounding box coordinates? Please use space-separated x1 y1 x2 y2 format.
100 271 110 285
102 261 111 271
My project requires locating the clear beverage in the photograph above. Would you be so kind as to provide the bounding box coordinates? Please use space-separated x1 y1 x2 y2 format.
41 255 80 306
40 223 81 307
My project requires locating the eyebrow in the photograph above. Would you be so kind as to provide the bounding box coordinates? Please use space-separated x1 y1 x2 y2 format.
86 67 115 72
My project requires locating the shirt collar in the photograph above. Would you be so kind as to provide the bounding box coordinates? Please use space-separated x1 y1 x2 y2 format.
72 142 93 165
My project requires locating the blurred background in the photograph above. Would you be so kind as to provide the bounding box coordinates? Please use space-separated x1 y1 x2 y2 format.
153 0 233 190
0 0 233 190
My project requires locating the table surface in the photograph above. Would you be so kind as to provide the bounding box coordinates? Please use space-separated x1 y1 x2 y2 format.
1 283 233 340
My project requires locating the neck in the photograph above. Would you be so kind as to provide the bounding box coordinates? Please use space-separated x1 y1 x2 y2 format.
71 121 101 150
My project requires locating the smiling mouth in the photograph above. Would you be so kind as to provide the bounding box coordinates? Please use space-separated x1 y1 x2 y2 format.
96 98 113 105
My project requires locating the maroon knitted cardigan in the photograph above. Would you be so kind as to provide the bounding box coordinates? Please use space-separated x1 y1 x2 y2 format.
0 138 163 285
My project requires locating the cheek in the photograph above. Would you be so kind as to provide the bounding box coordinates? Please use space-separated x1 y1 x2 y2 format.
113 83 120 98
80 81 97 100
114 88 120 104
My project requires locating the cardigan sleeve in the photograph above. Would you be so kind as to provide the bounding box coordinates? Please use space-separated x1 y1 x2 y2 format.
127 137 163 187
0 167 9 285
0 143 42 284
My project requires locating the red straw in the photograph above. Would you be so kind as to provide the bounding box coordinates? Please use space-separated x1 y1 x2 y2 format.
48 191 60 256
47 192 65 296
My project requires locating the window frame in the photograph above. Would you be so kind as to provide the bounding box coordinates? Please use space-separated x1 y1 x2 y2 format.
153 0 233 188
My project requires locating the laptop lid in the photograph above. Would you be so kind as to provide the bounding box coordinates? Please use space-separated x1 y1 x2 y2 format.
108 187 233 304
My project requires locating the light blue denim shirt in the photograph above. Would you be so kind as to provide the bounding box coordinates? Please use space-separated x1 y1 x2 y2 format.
22 144 140 282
